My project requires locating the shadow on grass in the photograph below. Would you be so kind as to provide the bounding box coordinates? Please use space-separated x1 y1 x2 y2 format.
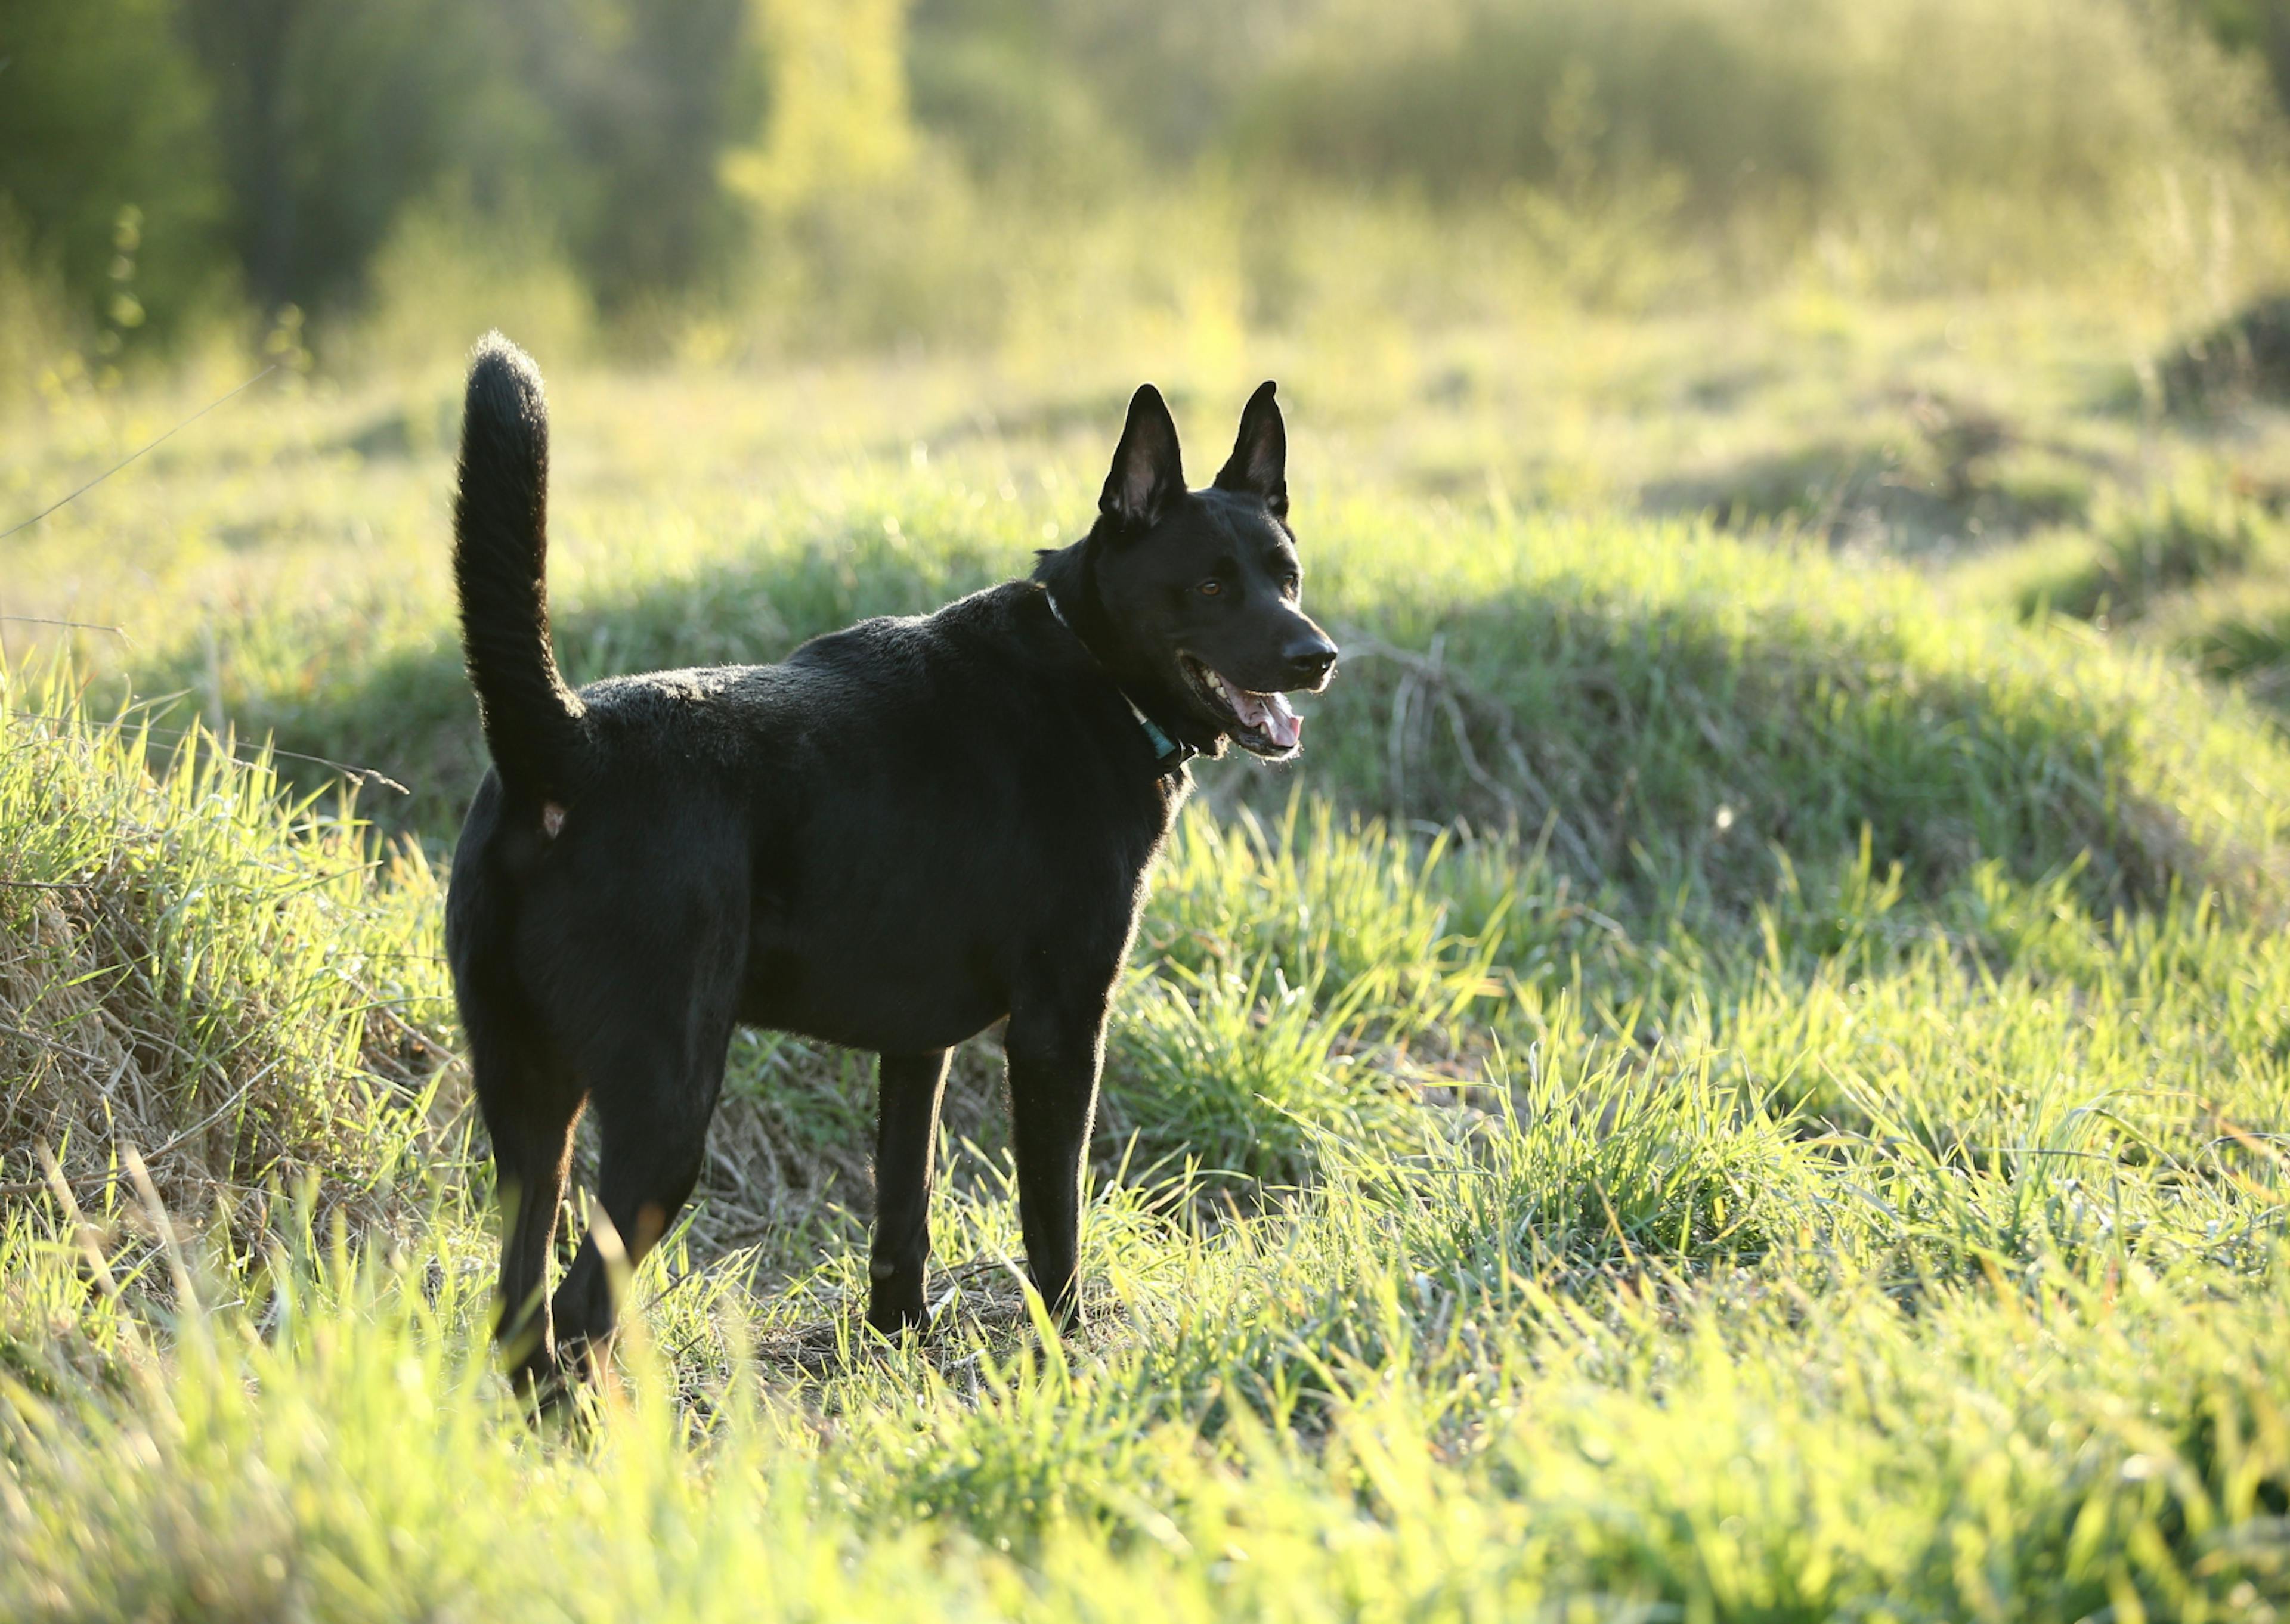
2181 610 2290 714
139 542 2282 933
2014 479 2274 625
2159 293 2290 416
1641 401 2096 554
1268 588 2281 925
1997 475 2290 721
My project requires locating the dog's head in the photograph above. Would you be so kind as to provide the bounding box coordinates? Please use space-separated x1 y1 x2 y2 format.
1057 381 1337 761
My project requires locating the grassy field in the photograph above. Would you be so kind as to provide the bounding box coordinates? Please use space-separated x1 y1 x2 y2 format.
6 286 2290 1619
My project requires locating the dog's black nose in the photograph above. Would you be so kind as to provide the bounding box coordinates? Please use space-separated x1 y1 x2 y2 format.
1284 633 1339 687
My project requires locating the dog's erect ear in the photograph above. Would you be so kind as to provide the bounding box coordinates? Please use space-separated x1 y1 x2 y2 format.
1214 380 1286 515
1100 384 1185 530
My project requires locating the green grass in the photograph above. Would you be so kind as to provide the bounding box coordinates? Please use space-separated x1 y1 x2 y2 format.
0 671 456 1236
7 289 2290 1617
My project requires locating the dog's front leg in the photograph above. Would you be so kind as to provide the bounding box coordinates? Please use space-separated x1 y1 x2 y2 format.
1004 999 1106 1329
868 1049 952 1334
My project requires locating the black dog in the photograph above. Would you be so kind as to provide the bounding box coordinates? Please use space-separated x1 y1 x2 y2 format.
445 333 1336 1389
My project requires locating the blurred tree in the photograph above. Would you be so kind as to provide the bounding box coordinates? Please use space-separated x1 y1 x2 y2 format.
506 0 766 312
0 0 225 342
1234 0 1836 208
178 0 494 317
1025 0 1317 164
172 0 763 324
1234 0 2261 229
2181 0 2290 113
905 0 1119 194
723 0 913 212
906 0 1313 179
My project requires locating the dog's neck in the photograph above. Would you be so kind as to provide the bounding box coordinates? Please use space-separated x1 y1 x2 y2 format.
1031 537 1208 775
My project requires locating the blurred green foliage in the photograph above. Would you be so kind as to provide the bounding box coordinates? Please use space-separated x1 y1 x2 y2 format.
2 0 770 342
177 0 484 315
1245 0 2276 213
0 0 223 341
4 0 2289 361
2185 0 2290 108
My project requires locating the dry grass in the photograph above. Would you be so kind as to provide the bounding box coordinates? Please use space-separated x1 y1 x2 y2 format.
0 678 460 1245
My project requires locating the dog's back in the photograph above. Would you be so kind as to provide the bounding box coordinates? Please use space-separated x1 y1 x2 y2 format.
454 587 1165 1040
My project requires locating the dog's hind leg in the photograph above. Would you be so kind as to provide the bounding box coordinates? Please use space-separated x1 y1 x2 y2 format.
546 1009 734 1383
469 1013 584 1393
867 1049 952 1335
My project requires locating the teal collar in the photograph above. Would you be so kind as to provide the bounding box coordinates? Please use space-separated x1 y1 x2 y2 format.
1041 589 1196 778
1130 709 1193 776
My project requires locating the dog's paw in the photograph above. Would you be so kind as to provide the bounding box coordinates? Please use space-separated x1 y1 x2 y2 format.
864 1298 933 1340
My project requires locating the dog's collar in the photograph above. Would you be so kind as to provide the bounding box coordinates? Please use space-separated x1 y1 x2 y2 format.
1039 588 1197 778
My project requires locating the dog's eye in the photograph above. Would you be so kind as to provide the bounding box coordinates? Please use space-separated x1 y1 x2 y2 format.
1197 579 1224 597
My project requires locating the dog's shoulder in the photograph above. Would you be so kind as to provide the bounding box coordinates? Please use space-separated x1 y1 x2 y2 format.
788 580 1067 678
925 579 1071 655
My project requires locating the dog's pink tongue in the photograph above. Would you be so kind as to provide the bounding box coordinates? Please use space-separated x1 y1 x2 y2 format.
1221 677 1305 749
1262 691 1302 750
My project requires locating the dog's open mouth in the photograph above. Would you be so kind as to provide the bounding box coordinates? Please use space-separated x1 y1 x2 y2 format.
1180 655 1304 757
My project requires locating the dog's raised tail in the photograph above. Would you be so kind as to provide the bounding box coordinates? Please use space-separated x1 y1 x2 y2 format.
453 331 586 806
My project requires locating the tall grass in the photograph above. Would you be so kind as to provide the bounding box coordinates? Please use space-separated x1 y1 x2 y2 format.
7 529 2290 1611
6 1078 2286 1618
9 244 2290 1616
0 670 457 1237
